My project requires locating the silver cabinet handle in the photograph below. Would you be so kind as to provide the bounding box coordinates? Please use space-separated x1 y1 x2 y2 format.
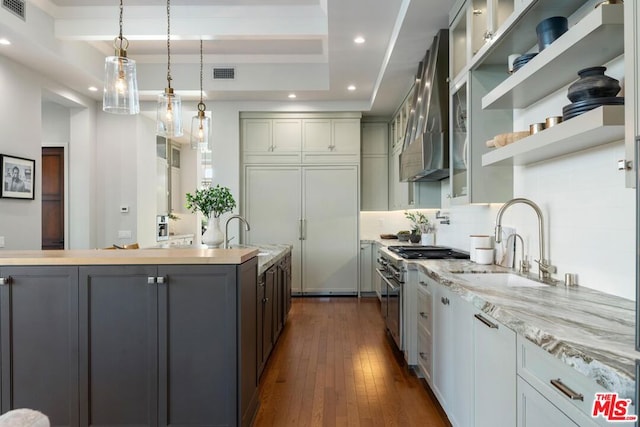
419 312 428 319
302 219 306 240
474 313 498 329
419 281 427 287
299 219 304 241
440 297 449 305
419 352 427 360
0 277 11 285
550 378 584 401
147 277 156 285
156 276 166 284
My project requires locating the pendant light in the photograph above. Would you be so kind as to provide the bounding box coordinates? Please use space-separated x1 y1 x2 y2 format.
157 0 183 137
191 39 212 152
103 0 139 115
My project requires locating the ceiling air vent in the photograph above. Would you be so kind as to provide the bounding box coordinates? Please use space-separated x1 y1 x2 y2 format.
212 67 235 80
2 0 25 20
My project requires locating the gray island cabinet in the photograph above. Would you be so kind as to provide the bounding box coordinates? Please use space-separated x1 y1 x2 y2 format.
0 248 260 427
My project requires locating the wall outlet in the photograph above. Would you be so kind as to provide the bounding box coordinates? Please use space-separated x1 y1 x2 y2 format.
118 230 132 239
0 236 4 248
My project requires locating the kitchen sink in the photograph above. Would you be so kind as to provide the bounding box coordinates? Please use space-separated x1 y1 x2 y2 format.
453 272 548 288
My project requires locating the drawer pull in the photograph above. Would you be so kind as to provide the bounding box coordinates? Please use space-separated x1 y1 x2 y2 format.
474 313 498 329
0 277 11 285
419 281 428 287
419 352 427 360
550 378 584 401
419 312 428 319
147 277 156 285
440 297 450 305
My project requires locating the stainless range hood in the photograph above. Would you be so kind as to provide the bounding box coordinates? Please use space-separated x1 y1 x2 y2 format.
400 30 449 182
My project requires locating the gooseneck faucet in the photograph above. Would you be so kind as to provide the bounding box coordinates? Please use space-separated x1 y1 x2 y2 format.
495 198 556 280
224 215 251 249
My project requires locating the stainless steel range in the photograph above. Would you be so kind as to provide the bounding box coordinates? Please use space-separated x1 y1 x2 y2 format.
376 250 405 350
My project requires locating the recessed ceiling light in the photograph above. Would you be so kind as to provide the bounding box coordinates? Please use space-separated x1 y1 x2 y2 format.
88 86 98 92
347 85 356 91
288 93 297 99
0 39 11 46
354 36 365 44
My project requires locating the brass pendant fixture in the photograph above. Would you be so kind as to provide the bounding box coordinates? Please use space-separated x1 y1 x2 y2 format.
103 0 139 115
156 0 183 137
191 39 212 152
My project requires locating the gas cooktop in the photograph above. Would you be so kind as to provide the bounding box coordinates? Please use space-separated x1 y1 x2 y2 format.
387 245 470 260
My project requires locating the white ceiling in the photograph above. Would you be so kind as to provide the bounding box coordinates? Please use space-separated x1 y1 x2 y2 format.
1 0 453 116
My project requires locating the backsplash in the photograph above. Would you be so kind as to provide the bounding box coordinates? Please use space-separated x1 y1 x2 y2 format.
361 140 634 302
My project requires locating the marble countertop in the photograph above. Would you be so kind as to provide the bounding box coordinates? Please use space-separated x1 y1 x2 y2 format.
228 243 292 275
373 243 637 401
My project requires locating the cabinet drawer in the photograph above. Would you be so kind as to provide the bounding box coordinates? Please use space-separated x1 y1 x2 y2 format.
518 376 579 427
302 153 360 163
517 336 617 426
243 153 302 164
417 325 432 383
417 285 432 333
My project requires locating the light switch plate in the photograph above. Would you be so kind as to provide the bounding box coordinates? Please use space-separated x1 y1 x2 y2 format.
120 206 129 213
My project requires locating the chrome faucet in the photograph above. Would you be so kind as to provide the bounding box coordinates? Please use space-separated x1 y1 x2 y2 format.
224 215 251 249
495 198 555 280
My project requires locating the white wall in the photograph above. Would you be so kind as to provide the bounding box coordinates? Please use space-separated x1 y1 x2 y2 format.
0 56 43 249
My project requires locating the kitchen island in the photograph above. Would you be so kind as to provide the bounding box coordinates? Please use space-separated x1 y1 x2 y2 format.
0 247 267 427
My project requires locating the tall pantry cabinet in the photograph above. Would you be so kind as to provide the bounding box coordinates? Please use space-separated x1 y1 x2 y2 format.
241 113 360 295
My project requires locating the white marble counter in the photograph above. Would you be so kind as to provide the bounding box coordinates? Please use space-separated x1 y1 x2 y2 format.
375 244 637 401
229 243 292 275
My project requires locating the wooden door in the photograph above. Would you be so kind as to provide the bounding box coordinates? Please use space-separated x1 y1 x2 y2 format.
41 147 64 249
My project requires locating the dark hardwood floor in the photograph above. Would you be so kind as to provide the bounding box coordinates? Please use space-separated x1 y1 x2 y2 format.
254 297 450 427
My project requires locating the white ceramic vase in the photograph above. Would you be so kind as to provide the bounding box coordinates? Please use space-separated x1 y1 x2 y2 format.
421 233 435 246
202 216 224 248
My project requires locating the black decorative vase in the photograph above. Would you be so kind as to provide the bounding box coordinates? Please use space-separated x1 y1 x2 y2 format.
567 66 621 102
409 231 421 244
536 16 568 50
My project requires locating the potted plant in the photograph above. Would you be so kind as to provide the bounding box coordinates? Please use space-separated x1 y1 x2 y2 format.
405 211 435 244
186 185 236 247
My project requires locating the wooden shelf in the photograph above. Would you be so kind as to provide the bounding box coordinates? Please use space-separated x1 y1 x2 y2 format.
481 4 623 110
482 105 624 166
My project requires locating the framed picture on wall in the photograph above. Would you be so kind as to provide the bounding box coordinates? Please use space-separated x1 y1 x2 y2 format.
1 154 35 200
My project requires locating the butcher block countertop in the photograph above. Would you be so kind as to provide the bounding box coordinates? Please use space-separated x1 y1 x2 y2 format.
0 248 259 265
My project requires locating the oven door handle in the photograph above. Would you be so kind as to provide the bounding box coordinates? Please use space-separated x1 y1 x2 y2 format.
376 268 401 292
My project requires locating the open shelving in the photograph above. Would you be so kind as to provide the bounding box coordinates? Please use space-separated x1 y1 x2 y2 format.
481 105 624 166
482 4 624 110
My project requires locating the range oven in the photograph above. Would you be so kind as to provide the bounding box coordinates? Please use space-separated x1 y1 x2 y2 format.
376 252 405 350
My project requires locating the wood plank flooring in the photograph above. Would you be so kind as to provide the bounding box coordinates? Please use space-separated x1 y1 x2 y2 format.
254 297 451 427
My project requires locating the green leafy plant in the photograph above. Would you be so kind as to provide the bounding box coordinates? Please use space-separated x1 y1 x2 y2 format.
185 185 236 219
404 211 433 234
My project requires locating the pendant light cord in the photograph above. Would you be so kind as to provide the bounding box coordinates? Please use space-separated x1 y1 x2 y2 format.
118 0 123 41
166 0 172 89
199 39 205 107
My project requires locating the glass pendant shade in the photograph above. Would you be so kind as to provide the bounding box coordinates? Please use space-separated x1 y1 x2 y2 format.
103 53 139 114
190 109 212 152
156 88 183 137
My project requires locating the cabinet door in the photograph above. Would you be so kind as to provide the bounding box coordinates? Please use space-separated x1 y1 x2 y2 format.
244 166 303 294
273 119 302 152
302 119 332 151
0 266 79 426
332 119 360 153
79 265 158 426
432 284 454 412
257 273 265 377
242 119 272 152
262 266 276 361
474 310 516 427
361 155 389 211
389 144 409 209
158 264 237 427
359 242 372 293
302 166 359 293
518 376 578 427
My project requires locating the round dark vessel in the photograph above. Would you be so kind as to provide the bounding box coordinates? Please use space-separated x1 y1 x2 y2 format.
567 66 621 102
536 16 568 50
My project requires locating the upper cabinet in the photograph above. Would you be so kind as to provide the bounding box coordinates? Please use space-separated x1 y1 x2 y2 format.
625 1 639 188
361 122 389 211
241 113 361 165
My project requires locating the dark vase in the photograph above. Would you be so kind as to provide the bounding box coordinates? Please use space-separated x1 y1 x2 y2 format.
567 66 621 102
409 231 421 244
536 16 568 50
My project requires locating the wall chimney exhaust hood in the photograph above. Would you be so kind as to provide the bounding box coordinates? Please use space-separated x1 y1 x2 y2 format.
400 29 449 182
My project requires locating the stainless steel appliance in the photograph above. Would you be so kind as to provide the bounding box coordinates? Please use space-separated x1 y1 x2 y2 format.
376 253 405 350
387 245 469 260
399 29 450 182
